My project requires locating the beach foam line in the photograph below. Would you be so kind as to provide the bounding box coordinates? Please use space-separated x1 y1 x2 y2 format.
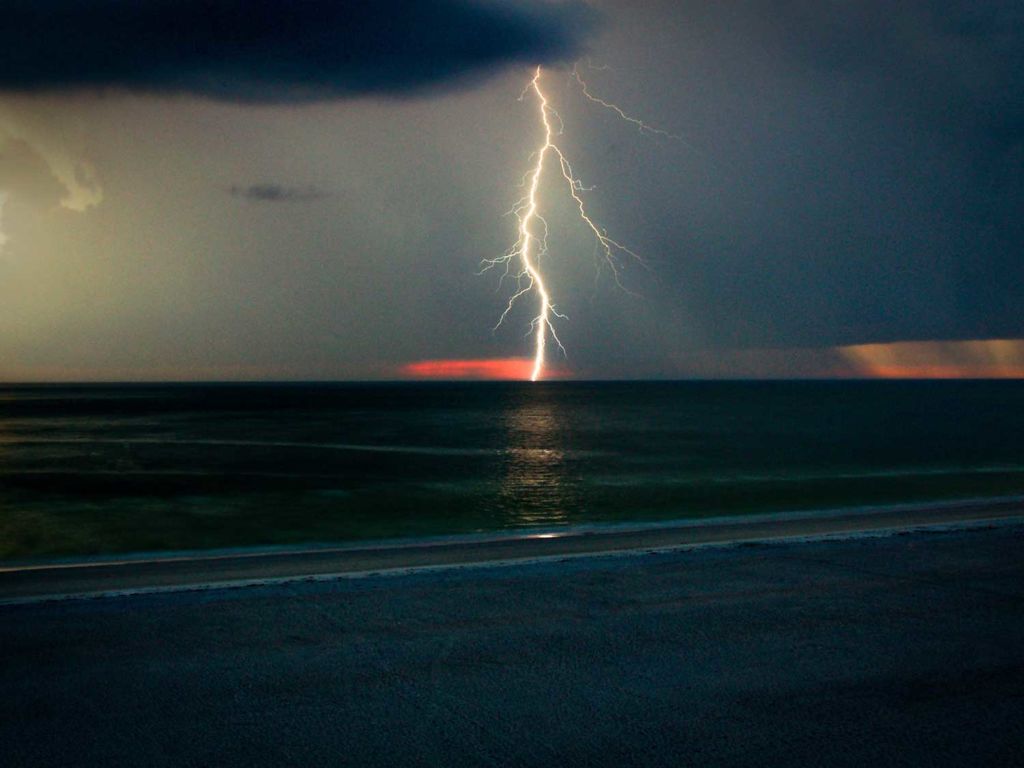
0 436 608 459
4 494 1024 572
1 498 1022 606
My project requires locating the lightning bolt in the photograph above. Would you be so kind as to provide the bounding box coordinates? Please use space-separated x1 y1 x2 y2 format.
571 63 682 141
481 65 675 382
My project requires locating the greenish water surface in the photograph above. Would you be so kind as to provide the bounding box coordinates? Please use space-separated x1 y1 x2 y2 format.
2 381 1023 560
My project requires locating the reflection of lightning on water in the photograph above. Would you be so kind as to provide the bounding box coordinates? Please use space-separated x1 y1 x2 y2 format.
481 64 676 381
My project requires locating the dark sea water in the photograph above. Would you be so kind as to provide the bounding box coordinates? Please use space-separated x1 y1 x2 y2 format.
2 381 1023 560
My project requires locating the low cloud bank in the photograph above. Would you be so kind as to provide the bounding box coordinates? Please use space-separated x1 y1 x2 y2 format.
0 0 592 102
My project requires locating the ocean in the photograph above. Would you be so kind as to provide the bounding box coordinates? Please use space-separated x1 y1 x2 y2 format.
2 380 1023 560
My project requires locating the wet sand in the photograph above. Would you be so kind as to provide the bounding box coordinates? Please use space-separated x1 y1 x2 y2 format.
1 496 1022 604
2 515 1024 766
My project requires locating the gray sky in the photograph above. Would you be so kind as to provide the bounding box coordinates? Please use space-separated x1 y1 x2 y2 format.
1 1 1022 380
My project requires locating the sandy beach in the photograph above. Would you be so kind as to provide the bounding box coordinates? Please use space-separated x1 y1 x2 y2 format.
2 507 1023 766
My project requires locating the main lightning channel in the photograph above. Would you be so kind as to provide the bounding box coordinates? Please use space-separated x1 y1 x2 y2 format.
482 66 655 382
516 67 558 382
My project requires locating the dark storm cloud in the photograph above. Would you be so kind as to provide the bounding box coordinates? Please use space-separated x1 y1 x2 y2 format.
772 0 1024 128
0 0 592 102
229 184 329 203
625 0 1024 354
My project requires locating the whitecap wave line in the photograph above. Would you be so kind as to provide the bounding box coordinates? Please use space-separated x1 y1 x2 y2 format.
592 464 1024 487
0 437 607 459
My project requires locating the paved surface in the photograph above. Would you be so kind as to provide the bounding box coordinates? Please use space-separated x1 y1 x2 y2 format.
2 524 1023 767
2 497 1022 603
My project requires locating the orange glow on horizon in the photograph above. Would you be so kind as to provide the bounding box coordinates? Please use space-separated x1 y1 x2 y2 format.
400 358 562 381
838 339 1024 379
852 365 1024 379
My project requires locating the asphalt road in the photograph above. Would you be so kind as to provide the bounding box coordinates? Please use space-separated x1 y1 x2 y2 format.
2 523 1023 767
2 496 1023 603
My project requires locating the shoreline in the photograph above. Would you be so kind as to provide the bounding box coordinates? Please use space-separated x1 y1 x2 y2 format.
2 495 1022 605
7 492 1024 570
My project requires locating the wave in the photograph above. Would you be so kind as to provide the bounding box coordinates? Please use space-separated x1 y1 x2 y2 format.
0 436 605 459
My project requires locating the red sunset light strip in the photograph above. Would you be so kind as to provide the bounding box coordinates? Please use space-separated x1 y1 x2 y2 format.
400 358 541 380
